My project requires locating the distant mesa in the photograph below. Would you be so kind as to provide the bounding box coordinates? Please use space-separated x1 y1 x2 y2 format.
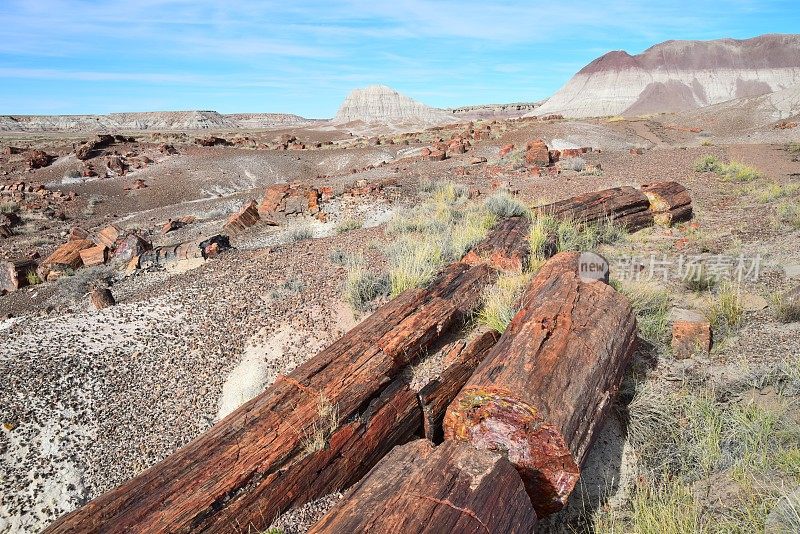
0 110 317 132
333 85 457 126
534 34 800 118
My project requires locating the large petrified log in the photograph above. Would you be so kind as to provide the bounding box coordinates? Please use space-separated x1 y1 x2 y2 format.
46 261 495 534
444 252 638 516
538 185 654 231
642 181 693 226
462 216 531 271
309 439 538 534
37 239 94 281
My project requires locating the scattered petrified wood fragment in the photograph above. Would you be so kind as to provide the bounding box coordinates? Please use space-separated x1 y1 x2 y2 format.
94 224 121 248
418 329 499 442
0 258 37 293
642 181 693 226
308 439 538 534
90 287 115 310
222 199 261 235
444 252 638 516
538 185 654 231
462 216 531 271
79 245 108 267
38 239 94 281
45 261 496 533
671 309 712 359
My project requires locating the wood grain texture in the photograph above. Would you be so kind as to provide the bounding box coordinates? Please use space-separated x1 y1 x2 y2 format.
642 181 693 226
308 439 538 534
462 216 531 271
444 252 638 516
538 185 654 231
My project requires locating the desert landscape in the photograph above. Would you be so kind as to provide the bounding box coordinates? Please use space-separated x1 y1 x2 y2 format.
1 23 800 534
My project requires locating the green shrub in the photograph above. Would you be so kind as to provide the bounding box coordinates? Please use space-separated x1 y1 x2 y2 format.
386 236 444 297
720 161 760 182
756 183 800 203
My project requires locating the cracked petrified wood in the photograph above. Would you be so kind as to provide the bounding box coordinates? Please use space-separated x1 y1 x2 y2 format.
641 181 693 226
538 185 654 231
444 252 637 516
418 329 499 442
462 216 532 271
308 439 538 534
45 261 496 534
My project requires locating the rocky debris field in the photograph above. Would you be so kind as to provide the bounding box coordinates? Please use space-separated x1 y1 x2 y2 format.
1 114 800 533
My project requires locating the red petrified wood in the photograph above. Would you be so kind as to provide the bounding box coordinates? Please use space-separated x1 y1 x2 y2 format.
308 440 538 534
538 185 655 231
444 252 638 516
462 216 532 271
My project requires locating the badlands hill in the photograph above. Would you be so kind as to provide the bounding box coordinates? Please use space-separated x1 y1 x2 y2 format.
333 85 456 126
535 33 800 118
0 111 315 132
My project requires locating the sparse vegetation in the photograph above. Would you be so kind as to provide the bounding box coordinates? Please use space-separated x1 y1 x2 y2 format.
756 182 800 203
771 292 800 323
705 281 744 337
483 191 530 218
25 270 42 286
342 255 388 311
598 379 800 533
83 195 101 217
302 394 339 455
694 155 722 172
476 271 533 333
776 201 800 228
55 265 114 301
335 218 362 234
561 157 585 172
0 201 19 214
286 226 314 242
386 182 496 296
694 155 761 182
683 264 717 292
788 142 800 154
617 281 671 351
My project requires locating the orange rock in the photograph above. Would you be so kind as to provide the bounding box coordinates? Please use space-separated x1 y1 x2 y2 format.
499 144 515 157
258 183 290 217
95 225 121 248
39 239 94 280
671 312 712 359
525 139 550 167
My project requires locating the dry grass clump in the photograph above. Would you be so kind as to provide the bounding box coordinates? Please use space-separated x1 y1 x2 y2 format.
335 218 362 234
286 226 314 242
528 214 627 257
683 264 717 292
302 394 339 455
770 292 800 323
616 281 671 351
0 200 20 214
693 156 761 182
386 181 496 296
756 182 800 203
342 255 388 311
483 190 530 218
776 201 800 229
705 281 744 337
476 271 533 333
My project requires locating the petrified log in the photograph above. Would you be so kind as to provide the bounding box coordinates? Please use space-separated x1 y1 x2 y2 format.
308 439 538 534
38 239 94 281
642 181 693 226
418 329 498 442
444 252 637 516
222 199 261 235
94 224 121 249
90 287 115 310
462 216 531 271
538 185 654 231
0 258 37 293
79 245 108 267
46 261 496 534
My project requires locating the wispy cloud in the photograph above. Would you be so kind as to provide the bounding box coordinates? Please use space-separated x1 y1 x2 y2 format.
0 0 793 115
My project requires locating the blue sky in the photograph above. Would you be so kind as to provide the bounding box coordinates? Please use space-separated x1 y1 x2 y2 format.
0 1 797 117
